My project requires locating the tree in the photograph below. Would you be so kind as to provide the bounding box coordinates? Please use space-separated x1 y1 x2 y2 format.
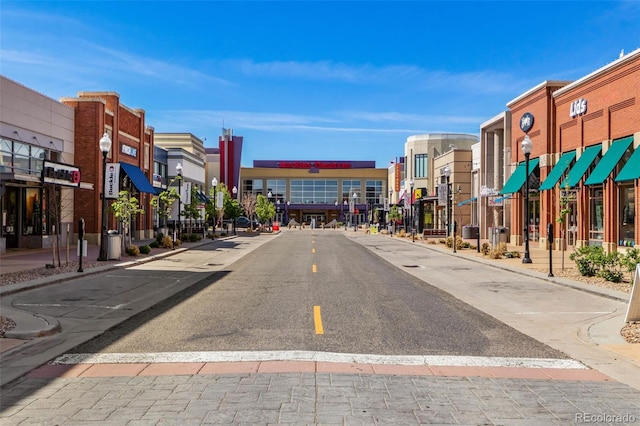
150 177 180 236
241 192 257 232
183 186 201 234
388 205 402 234
255 194 275 227
110 190 145 250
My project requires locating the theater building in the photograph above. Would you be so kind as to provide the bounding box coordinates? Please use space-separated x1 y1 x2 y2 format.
239 161 388 227
501 48 639 252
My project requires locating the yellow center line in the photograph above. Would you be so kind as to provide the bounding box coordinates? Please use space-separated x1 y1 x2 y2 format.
313 305 324 334
312 264 317 273
312 248 315 254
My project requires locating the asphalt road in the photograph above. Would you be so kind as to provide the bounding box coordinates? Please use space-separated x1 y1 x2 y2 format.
69 231 566 360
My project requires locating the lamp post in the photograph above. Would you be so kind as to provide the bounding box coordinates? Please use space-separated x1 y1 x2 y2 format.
97 133 112 261
176 162 183 248
232 186 237 234
409 180 414 242
444 166 451 238
211 177 217 238
521 134 533 263
352 192 357 231
343 200 347 228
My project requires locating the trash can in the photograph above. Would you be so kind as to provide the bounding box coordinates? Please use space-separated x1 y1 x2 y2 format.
107 231 121 260
462 225 479 239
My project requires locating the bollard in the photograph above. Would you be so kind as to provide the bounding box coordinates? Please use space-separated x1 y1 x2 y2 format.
477 228 480 253
453 221 457 253
548 223 554 277
77 218 85 272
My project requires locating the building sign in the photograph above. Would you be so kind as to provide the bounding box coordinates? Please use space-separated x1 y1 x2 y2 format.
253 160 376 169
519 112 534 133
394 163 401 192
121 144 138 158
152 173 163 188
104 163 120 199
438 184 447 206
570 98 588 118
42 161 81 187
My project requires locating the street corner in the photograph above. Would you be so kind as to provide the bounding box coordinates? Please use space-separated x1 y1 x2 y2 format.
2 308 61 340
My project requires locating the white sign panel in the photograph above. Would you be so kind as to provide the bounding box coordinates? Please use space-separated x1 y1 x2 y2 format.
182 182 192 205
216 191 224 209
104 163 120 199
438 184 447 206
625 265 640 322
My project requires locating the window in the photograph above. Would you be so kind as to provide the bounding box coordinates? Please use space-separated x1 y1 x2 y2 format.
414 154 428 178
589 187 604 246
290 180 338 204
619 184 635 247
266 179 286 202
23 188 42 235
365 180 383 205
342 180 361 203
242 179 263 197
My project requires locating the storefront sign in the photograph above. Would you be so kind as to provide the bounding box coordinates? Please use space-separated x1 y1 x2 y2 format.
395 163 401 192
570 98 588 118
104 163 120 199
277 161 352 169
520 112 534 133
42 161 81 187
121 144 138 158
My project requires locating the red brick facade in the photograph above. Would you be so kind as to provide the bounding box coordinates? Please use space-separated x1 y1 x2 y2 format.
61 92 155 245
506 51 640 252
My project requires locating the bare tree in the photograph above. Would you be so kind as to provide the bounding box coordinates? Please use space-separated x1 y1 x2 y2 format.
241 192 257 232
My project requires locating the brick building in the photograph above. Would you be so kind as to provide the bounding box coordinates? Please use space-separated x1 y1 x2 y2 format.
501 49 639 253
61 92 156 245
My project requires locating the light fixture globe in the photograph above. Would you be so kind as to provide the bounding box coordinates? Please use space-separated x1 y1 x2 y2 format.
443 165 451 178
521 134 533 155
99 133 112 153
212 177 217 187
176 162 183 175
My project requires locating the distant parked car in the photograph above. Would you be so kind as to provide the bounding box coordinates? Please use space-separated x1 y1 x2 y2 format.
236 216 259 229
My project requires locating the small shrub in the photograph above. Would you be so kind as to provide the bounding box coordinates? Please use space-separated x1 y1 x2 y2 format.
160 235 174 248
398 230 406 238
427 239 437 245
149 240 160 248
189 233 199 242
488 248 503 259
621 248 640 273
570 246 604 277
140 245 151 255
126 245 140 256
481 242 490 256
445 236 453 248
438 238 447 245
156 232 164 243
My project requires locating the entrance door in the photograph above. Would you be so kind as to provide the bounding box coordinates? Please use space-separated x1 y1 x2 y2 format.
528 197 540 242
3 186 19 249
303 214 325 224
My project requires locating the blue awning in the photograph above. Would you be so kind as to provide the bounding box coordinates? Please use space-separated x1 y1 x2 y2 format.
120 163 158 195
538 151 576 191
492 195 512 204
500 158 540 194
584 136 634 185
457 197 477 207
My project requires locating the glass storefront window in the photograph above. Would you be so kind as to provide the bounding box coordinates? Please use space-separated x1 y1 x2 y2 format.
589 187 604 245
619 184 635 247
266 179 286 202
23 188 42 235
290 180 338 204
342 180 361 202
242 179 263 196
366 180 383 205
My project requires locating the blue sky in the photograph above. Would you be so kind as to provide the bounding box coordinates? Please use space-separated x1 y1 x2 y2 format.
2 1 639 168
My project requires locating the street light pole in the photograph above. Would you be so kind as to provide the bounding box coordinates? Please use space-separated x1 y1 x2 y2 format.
232 186 237 235
352 192 357 231
522 135 533 263
97 133 112 261
444 166 451 238
409 180 414 242
176 162 183 247
211 177 217 238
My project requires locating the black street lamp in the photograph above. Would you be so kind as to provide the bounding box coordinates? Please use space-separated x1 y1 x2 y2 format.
409 180 414 242
522 135 533 263
232 186 237 235
176 162 183 247
97 133 112 261
444 166 451 239
211 177 217 238
352 192 357 231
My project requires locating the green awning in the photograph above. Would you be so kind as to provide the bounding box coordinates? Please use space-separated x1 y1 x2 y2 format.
539 151 576 191
500 158 539 194
560 145 601 188
584 136 634 185
615 143 640 182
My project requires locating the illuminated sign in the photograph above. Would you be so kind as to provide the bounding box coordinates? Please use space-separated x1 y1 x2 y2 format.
277 161 352 169
42 161 81 187
121 144 138 157
570 98 588 118
519 112 534 133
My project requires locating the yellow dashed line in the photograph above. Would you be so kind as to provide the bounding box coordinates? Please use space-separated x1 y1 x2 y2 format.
312 248 315 254
314 305 324 334
312 264 317 273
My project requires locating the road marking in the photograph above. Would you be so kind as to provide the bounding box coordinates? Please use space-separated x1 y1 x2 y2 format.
14 303 127 310
516 312 612 315
313 305 324 334
312 248 315 254
52 352 588 369
312 264 317 273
